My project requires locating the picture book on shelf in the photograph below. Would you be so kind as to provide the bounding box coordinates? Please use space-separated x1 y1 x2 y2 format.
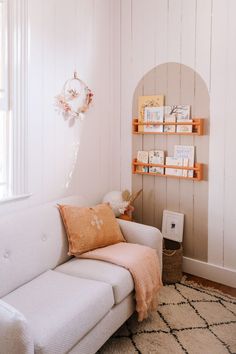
144 107 164 133
164 106 176 132
175 105 192 133
174 145 195 177
163 105 192 133
137 150 149 173
182 158 189 177
165 157 184 177
149 150 164 174
138 95 164 132
177 119 193 133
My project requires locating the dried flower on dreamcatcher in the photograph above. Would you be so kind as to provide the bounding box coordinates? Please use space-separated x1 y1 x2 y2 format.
55 72 93 121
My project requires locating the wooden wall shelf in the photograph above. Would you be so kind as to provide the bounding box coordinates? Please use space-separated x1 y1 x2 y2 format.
132 158 203 181
132 118 204 135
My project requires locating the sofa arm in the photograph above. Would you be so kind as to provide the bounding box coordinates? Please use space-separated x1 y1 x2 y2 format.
0 300 34 354
117 219 163 272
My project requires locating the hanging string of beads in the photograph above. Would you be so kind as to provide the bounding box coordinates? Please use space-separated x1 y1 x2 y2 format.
55 72 93 120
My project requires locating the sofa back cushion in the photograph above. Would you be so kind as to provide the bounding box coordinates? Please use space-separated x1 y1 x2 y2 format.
0 195 87 297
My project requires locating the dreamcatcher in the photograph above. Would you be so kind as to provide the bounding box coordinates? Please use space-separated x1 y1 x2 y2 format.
55 72 93 120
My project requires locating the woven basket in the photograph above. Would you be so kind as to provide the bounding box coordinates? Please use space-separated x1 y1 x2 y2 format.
162 239 183 284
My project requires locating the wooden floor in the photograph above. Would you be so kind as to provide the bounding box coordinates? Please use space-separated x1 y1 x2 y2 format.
184 273 236 297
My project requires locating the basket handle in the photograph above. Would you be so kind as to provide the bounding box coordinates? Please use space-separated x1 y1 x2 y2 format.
163 250 177 257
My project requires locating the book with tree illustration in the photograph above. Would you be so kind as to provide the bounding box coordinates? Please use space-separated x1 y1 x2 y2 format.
164 106 177 133
164 105 191 133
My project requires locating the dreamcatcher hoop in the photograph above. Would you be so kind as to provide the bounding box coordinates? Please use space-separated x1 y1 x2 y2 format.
55 72 93 120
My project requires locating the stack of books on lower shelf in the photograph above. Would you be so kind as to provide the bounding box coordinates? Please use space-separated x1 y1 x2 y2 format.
136 145 195 177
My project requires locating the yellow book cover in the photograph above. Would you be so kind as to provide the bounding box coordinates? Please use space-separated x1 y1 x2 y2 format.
138 95 165 132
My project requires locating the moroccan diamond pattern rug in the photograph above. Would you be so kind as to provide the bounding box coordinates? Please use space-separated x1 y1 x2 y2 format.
99 279 236 354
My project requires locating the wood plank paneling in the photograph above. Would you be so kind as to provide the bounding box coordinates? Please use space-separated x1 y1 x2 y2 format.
140 0 157 226
207 0 227 265
132 63 209 261
120 0 133 192
142 71 156 226
130 0 146 222
1 0 120 215
193 0 212 261
121 0 236 268
130 0 210 262
192 77 210 261
165 0 182 214
154 66 168 229
111 0 121 191
223 0 236 269
132 84 144 222
154 1 169 230
123 0 236 271
178 1 196 259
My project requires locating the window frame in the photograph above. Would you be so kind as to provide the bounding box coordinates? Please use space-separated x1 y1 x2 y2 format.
0 0 30 203
0 0 10 199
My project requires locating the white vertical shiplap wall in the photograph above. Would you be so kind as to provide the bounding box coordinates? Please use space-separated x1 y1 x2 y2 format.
0 0 119 215
110 0 121 191
120 0 133 191
120 0 236 275
179 1 196 259
0 0 235 280
223 0 236 270
207 0 227 266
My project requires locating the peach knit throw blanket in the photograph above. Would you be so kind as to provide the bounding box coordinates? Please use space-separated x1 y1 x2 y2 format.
79 242 162 321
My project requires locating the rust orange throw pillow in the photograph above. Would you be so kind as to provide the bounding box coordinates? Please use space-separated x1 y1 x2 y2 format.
58 203 126 255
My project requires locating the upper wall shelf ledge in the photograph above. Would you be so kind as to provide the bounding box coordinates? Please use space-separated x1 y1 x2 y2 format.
132 118 204 135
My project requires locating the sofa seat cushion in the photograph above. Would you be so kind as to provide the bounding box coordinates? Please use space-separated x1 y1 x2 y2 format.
2 270 114 354
55 258 134 304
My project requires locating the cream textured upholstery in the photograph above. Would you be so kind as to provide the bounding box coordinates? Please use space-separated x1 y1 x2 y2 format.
3 270 114 354
68 294 135 354
0 195 163 354
117 218 163 272
56 258 134 304
0 300 34 354
0 195 87 298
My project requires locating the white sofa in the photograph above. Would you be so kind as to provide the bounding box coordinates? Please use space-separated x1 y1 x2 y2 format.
0 195 163 354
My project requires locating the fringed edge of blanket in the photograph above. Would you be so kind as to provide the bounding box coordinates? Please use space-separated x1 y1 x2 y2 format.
135 284 162 322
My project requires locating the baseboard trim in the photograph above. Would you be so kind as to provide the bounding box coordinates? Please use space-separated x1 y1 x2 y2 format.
183 257 236 288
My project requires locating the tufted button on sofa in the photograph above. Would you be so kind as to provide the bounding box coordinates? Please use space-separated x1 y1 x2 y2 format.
0 195 163 354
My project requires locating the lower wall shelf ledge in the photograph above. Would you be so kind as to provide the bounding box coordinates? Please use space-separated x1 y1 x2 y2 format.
132 158 204 181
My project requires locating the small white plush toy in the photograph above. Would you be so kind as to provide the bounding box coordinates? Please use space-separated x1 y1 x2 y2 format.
102 191 129 217
103 189 142 217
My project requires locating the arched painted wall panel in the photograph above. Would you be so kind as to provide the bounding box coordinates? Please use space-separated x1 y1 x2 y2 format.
132 63 210 261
